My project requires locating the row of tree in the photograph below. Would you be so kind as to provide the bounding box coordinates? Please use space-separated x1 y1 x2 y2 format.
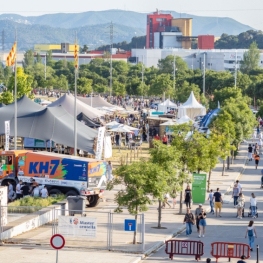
107 87 256 243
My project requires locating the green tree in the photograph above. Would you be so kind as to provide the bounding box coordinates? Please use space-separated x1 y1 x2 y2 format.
240 42 260 74
23 50 35 68
36 53 42 64
175 81 200 103
80 44 89 53
112 80 126 96
158 55 188 74
0 91 13 104
149 74 174 97
77 77 93 95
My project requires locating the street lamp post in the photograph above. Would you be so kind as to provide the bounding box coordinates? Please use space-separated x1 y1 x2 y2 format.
202 53 206 96
173 55 176 91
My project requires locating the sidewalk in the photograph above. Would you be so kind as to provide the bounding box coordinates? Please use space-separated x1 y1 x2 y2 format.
0 142 249 263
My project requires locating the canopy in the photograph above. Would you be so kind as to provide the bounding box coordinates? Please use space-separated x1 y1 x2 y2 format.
109 125 133 133
48 93 104 120
177 115 192 124
78 96 122 110
77 112 101 128
105 121 120 128
158 99 177 113
12 106 98 153
0 95 43 134
160 120 176 126
177 92 206 119
110 124 139 131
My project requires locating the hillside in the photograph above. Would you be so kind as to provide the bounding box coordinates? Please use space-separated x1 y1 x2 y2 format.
0 9 254 50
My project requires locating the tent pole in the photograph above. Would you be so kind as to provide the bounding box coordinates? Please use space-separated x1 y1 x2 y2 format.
14 37 17 150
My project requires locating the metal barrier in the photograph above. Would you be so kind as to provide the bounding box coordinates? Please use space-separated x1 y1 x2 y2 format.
165 239 204 261
211 242 250 262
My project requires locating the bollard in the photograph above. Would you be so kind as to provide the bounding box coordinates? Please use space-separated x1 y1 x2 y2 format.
257 245 259 263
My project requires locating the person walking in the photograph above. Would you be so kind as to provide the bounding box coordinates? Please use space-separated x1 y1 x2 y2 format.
106 161 113 181
195 204 203 233
207 189 214 214
15 180 23 200
184 185 192 209
248 144 253 161
254 153 260 169
162 193 171 208
232 184 240 207
245 220 257 251
250 193 257 218
236 180 242 193
198 208 207 238
213 188 223 217
183 208 195 236
237 192 245 219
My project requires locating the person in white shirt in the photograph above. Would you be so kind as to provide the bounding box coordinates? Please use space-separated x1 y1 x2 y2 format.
245 220 257 251
16 180 23 199
236 180 242 193
32 185 40 197
250 193 257 218
41 186 48 198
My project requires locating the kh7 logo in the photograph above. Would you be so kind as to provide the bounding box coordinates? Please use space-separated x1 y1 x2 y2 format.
28 160 60 175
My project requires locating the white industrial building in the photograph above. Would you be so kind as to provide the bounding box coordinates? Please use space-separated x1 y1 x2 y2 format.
131 49 263 72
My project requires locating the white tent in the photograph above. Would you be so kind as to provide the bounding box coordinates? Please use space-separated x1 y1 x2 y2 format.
177 115 192 124
177 92 206 119
158 99 177 113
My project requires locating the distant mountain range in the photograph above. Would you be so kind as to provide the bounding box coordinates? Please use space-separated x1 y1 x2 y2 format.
0 9 253 51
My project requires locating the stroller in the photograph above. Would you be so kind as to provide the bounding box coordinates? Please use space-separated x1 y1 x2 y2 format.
248 206 258 218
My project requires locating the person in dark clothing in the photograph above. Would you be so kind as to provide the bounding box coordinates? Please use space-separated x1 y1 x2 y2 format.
184 185 192 209
21 183 30 197
237 255 247 263
248 144 253 161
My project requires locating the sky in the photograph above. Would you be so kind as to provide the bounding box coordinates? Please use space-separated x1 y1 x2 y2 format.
1 0 263 30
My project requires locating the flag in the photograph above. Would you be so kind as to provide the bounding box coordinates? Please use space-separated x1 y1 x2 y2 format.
74 44 78 69
6 42 17 67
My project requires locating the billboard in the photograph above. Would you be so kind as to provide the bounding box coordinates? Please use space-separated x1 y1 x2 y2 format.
192 173 207 204
58 216 97 238
24 138 55 148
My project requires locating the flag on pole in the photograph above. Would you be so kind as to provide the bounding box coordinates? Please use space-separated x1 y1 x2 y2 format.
6 42 17 67
74 44 78 69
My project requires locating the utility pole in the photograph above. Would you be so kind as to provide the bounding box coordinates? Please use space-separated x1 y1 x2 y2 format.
173 55 176 91
1 30 4 52
141 55 144 99
234 50 237 88
203 53 206 96
44 53 47 80
109 21 113 99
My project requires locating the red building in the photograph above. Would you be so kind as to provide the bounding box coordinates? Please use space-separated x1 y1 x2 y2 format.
198 35 215 49
146 10 173 48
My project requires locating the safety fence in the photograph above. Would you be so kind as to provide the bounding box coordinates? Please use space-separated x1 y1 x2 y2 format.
0 204 145 253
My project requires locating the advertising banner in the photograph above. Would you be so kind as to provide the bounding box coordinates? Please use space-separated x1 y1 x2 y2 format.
95 127 105 160
58 216 97 238
0 186 8 226
4 121 10 151
192 173 207 204
104 135 112 158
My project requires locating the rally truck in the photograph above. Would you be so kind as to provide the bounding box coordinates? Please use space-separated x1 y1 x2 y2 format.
0 150 107 207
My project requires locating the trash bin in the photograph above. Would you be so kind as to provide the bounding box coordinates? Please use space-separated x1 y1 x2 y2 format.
67 196 86 216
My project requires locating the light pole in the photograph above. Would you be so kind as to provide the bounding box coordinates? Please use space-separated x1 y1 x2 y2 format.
202 53 206 96
141 56 144 100
173 55 176 91
234 50 237 88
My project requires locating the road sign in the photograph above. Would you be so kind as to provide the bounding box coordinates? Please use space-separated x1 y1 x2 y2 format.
50 234 65 250
192 173 207 203
124 219 136 231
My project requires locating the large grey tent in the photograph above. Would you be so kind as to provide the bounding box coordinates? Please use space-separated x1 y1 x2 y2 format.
0 95 43 134
48 94 104 120
11 106 98 153
78 96 117 108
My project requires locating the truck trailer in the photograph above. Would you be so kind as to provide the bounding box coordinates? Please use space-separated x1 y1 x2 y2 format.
0 150 107 207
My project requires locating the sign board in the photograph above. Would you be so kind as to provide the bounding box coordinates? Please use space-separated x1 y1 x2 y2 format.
104 135 112 158
50 234 65 250
95 127 105 160
58 216 97 238
124 219 136 231
0 186 8 226
192 173 207 204
24 137 55 148
4 121 10 151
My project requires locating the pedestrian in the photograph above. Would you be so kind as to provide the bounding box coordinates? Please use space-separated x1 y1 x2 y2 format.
198 208 207 238
254 143 259 155
106 161 113 181
41 186 49 198
254 153 260 169
16 180 23 199
7 181 15 202
248 144 253 161
237 192 245 219
21 182 30 197
250 193 257 218
162 134 168 145
237 255 247 263
195 204 203 232
162 193 171 208
206 258 211 263
245 220 257 251
183 208 195 236
232 184 240 207
207 189 214 214
213 188 223 217
184 185 192 209
253 130 257 142
171 191 177 209
236 180 242 193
